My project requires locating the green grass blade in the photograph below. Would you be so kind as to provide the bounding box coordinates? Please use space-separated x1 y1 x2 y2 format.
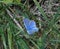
16 38 30 49
0 27 7 49
37 37 45 49
7 27 13 49
30 39 40 49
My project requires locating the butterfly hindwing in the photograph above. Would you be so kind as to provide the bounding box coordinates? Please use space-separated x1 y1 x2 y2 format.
27 28 38 34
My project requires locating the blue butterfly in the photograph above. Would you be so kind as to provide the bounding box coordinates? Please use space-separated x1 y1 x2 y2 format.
23 18 39 35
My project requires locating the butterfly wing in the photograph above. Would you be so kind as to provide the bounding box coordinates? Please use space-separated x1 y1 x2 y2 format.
23 18 38 35
27 20 38 34
23 18 30 30
27 28 38 34
29 20 36 28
